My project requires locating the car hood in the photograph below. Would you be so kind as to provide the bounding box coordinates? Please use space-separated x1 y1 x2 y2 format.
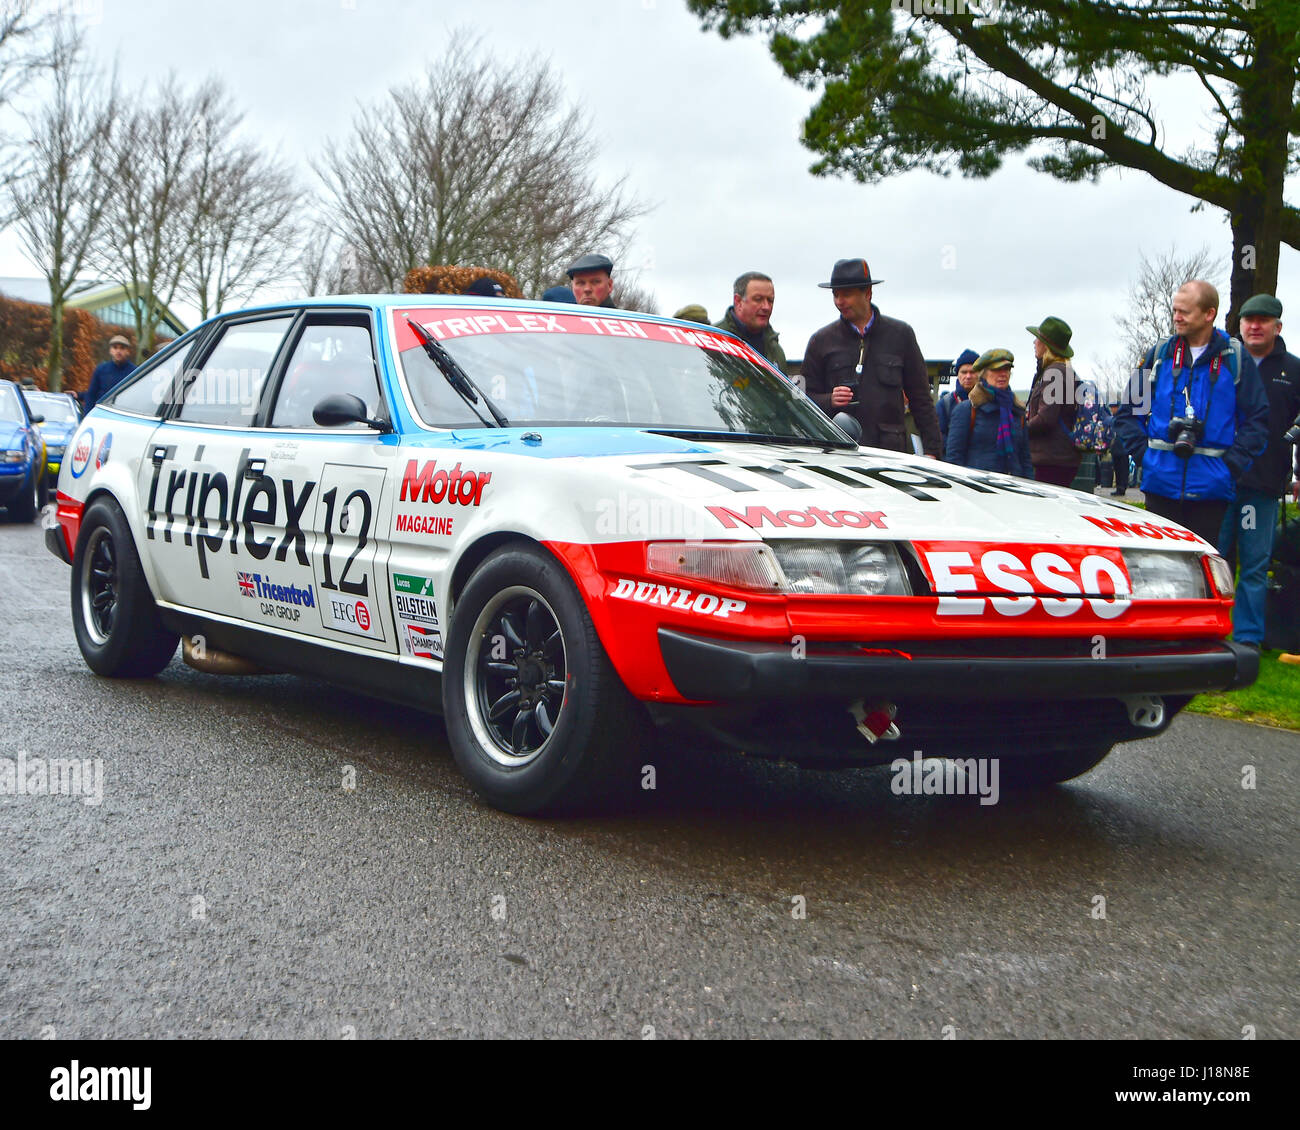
38 422 74 444
560 439 1206 551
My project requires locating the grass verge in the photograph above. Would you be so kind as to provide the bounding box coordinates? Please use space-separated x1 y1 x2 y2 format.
1187 650 1300 730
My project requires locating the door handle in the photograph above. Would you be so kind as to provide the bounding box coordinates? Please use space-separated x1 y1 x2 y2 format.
244 458 267 480
151 447 168 465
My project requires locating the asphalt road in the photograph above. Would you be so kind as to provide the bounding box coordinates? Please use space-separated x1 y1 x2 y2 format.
1 518 1295 1039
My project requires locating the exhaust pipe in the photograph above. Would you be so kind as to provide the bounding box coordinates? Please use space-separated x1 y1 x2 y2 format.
182 635 277 676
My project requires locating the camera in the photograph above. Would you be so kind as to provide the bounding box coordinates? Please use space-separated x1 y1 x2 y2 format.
1284 410 1300 445
1168 413 1203 458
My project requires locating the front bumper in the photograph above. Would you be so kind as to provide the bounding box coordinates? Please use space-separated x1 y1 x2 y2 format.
658 629 1259 701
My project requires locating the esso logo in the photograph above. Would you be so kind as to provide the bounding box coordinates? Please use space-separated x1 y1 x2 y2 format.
69 430 93 478
917 543 1132 620
355 601 371 631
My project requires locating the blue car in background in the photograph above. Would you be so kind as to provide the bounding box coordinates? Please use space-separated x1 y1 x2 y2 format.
27 390 81 481
0 379 47 523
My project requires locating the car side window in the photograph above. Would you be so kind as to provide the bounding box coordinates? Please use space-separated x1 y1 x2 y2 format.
270 323 382 429
106 336 194 416
176 317 293 426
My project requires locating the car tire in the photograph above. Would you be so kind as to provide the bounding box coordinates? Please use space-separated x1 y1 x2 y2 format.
71 497 178 677
443 542 646 815
997 742 1114 788
11 465 41 523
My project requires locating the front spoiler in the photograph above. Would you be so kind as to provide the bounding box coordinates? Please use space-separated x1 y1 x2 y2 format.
658 629 1259 702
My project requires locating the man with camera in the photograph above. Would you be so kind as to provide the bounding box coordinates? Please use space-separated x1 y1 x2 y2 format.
1217 294 1300 649
1114 280 1268 548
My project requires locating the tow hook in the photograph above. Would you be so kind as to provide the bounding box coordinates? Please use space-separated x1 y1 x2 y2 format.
850 699 900 743
1122 695 1165 729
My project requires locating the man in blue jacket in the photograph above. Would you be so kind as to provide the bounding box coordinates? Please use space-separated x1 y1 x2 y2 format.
1113 280 1269 548
84 335 137 411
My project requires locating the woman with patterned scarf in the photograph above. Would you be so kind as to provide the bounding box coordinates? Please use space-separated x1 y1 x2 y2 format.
943 348 1033 477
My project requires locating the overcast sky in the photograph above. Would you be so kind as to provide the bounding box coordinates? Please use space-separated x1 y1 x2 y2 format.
2 0 1296 386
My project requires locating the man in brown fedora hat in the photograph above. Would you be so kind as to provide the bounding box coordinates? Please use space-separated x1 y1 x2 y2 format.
801 258 941 456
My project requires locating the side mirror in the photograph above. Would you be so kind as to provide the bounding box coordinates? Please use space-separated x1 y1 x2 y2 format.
312 393 392 432
29 414 45 425
832 411 862 443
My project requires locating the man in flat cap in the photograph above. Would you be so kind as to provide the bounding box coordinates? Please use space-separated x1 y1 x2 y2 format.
801 258 941 456
1218 294 1300 649
84 334 137 412
566 253 616 308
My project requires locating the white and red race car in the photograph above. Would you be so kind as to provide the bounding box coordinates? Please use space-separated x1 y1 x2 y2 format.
48 297 1256 813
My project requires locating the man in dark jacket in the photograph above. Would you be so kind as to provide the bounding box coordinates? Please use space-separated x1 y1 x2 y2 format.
84 335 137 411
1113 280 1269 547
1217 294 1300 648
801 258 941 457
714 271 787 375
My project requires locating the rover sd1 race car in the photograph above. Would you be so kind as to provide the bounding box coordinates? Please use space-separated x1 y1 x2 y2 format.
46 296 1257 813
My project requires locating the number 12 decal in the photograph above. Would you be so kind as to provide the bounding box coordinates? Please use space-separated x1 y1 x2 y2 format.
320 485 372 595
313 463 388 643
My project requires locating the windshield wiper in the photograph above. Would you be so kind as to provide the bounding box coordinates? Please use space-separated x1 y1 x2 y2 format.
645 428 855 449
404 315 508 428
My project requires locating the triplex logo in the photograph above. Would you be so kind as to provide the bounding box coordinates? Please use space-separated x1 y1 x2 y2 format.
0 750 103 805
50 1061 151 1111
891 752 1000 806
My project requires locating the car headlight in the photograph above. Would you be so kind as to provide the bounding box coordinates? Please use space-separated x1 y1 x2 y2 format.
644 540 912 596
1203 554 1235 598
46 444 65 457
646 541 784 591
1123 550 1208 600
769 541 912 596
2 450 24 464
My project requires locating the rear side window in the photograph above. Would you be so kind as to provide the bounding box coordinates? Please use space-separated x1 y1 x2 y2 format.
176 317 293 425
107 336 195 416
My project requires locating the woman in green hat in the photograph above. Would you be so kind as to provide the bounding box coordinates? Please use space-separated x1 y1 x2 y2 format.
1025 316 1082 486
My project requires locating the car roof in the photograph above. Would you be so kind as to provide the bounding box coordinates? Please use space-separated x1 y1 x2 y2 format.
193 294 732 338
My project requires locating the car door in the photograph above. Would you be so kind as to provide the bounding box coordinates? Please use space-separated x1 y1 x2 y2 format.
139 312 297 619
257 312 400 654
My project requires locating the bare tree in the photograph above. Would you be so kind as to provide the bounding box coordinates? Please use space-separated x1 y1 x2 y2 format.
314 33 648 297
609 273 658 315
1114 245 1225 366
91 76 215 357
0 0 47 180
180 87 303 319
7 18 116 391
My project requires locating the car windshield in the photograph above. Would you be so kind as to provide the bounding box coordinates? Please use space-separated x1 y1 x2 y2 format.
0 384 26 424
31 395 77 423
393 307 850 446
